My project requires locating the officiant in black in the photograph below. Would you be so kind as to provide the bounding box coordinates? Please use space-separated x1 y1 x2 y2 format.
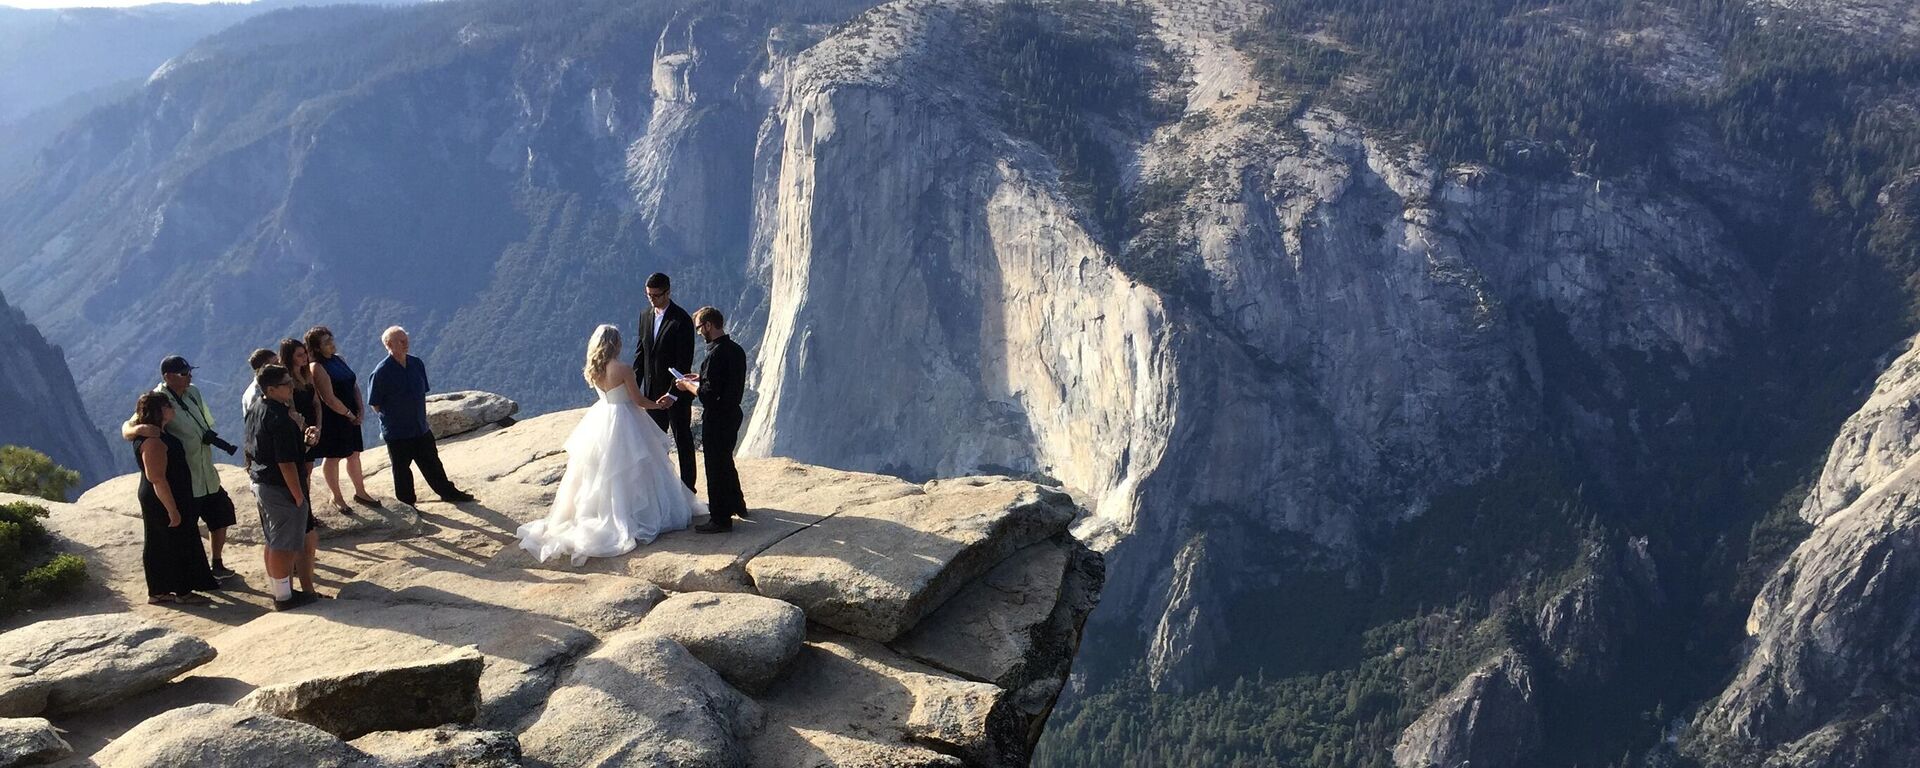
636 272 698 489
677 306 748 533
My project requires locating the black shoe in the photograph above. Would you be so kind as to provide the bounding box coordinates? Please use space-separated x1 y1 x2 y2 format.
210 561 238 580
273 593 311 612
440 490 475 503
695 521 732 534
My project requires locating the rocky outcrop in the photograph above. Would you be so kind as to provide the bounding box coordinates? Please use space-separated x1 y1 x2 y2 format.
0 717 70 767
0 291 113 487
0 615 215 717
747 479 1079 642
1686 339 1920 766
235 648 484 740
2 401 1101 767
638 592 807 694
424 391 518 441
1392 651 1543 768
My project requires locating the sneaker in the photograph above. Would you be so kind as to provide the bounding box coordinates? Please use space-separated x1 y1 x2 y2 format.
273 591 316 612
694 521 732 534
209 561 238 580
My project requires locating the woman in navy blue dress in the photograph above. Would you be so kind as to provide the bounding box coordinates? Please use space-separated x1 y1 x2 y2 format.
305 326 376 513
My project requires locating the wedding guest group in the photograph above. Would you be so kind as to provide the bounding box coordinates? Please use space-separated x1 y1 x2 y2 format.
121 274 753 605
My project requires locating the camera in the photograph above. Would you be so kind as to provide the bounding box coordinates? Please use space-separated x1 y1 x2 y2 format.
203 430 238 456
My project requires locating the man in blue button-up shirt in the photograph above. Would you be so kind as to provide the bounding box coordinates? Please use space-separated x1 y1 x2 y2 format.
367 327 474 506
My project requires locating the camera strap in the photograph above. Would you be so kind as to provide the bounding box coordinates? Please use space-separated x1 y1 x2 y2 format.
167 386 213 436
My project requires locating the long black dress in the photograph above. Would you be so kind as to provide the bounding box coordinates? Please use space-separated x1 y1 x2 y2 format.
292 382 321 462
136 433 218 596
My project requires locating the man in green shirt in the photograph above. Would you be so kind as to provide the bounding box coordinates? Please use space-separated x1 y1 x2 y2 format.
124 355 240 580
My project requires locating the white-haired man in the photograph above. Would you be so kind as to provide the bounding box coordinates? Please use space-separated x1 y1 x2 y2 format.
367 326 473 506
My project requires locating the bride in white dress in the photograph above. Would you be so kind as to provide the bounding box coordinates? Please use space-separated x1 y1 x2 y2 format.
516 324 702 565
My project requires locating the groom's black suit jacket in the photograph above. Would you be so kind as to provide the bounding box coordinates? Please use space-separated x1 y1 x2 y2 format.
636 302 695 409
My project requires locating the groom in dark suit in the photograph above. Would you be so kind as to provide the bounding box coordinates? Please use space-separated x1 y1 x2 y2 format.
636 272 697 489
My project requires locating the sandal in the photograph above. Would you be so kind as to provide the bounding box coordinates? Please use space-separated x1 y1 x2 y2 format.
172 592 212 605
148 594 177 605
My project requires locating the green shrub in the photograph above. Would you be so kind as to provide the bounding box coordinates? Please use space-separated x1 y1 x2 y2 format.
0 501 86 619
20 554 88 605
0 445 81 502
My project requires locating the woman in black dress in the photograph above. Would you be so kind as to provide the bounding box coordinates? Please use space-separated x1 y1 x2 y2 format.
305 326 376 513
132 392 218 605
279 338 321 462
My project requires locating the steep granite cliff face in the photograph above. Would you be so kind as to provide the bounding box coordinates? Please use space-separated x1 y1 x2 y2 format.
1685 337 1920 767
0 290 114 486
737 0 1765 698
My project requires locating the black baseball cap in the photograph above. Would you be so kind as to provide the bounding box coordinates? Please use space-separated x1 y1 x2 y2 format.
160 355 195 374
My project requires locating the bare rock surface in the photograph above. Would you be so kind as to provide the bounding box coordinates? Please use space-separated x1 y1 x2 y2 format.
638 592 806 693
748 479 1078 642
0 615 215 717
340 558 664 634
0 717 71 767
235 648 483 740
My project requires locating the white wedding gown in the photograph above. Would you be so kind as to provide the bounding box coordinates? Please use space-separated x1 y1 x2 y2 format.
515 385 701 565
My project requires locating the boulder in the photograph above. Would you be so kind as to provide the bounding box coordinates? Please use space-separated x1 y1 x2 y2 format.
198 599 593 728
0 717 70 767
427 392 519 440
747 477 1078 642
638 592 806 693
1392 650 1543 768
236 648 484 740
901 672 1018 767
518 631 760 768
0 615 216 716
93 704 369 768
0 668 47 720
351 726 523 768
751 633 1011 767
892 537 1083 687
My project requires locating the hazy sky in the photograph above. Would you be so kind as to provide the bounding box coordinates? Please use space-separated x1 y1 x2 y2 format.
2 0 244 8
